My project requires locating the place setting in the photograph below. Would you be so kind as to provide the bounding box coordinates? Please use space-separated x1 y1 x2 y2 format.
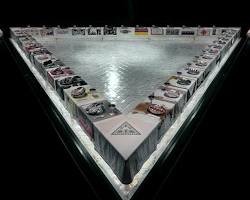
71 86 88 98
50 67 64 75
43 59 65 68
157 85 181 99
50 67 74 76
81 100 121 121
177 77 192 85
86 102 106 116
202 53 214 60
187 67 200 75
194 59 208 67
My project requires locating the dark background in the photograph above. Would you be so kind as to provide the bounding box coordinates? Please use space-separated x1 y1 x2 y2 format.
1 0 249 199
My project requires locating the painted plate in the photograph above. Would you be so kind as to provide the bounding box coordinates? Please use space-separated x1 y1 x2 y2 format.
71 86 87 98
187 68 200 75
164 89 179 98
86 102 105 115
51 67 64 75
148 104 167 115
177 78 191 85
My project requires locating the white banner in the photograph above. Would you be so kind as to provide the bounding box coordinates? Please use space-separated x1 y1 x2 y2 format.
151 27 163 35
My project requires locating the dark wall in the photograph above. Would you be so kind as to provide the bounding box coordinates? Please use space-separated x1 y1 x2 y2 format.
1 0 249 29
1 1 249 199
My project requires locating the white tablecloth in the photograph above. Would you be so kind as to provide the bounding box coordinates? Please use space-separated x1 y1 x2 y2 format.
93 113 160 184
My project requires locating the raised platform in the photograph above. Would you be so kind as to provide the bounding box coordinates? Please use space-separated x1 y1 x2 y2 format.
10 26 241 200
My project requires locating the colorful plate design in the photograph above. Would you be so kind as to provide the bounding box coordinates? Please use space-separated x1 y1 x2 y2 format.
164 89 179 98
147 104 167 115
177 78 191 85
86 102 105 115
71 86 87 98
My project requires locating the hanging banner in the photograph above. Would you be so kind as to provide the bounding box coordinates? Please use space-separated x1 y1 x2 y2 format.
212 28 223 36
151 27 163 35
104 26 117 35
40 27 54 36
54 28 70 35
134 27 149 35
197 28 211 36
87 27 102 35
180 29 196 35
117 27 134 36
165 28 180 35
72 28 86 36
